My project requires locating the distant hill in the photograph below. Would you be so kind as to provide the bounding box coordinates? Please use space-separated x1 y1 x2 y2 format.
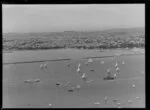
101 27 144 36
3 27 145 40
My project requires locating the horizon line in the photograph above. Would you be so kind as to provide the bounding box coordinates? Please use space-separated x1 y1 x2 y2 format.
3 26 145 34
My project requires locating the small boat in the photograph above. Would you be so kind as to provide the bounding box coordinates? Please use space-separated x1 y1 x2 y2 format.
34 79 40 82
81 73 88 82
115 62 118 68
56 82 62 86
24 79 35 83
76 67 81 73
78 63 81 68
76 85 81 90
24 79 41 83
67 87 75 92
90 69 94 72
88 58 93 63
103 76 115 80
116 67 120 73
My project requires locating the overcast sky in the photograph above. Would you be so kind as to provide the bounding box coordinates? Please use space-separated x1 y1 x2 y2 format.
3 4 145 33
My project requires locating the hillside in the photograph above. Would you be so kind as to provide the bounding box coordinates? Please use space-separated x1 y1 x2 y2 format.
3 27 145 39
3 27 145 51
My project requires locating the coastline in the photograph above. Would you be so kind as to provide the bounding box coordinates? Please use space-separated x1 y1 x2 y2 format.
2 47 145 53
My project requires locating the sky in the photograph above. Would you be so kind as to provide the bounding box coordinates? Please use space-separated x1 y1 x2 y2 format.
3 4 145 33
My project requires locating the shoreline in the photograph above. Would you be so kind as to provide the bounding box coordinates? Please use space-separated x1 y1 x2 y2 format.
2 47 145 53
